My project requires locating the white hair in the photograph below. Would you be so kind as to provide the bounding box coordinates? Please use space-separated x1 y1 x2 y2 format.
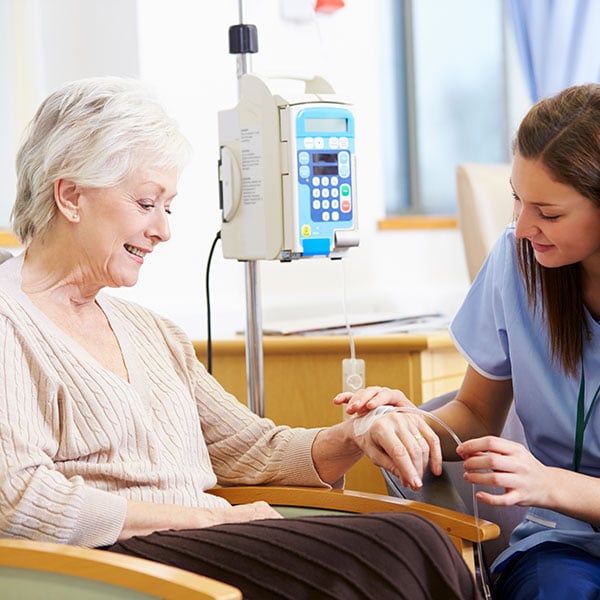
12 76 192 243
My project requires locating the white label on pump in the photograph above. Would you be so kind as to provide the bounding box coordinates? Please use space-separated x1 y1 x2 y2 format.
239 126 268 256
241 127 263 206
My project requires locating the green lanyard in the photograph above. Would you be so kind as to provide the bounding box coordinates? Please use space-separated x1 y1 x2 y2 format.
573 363 600 472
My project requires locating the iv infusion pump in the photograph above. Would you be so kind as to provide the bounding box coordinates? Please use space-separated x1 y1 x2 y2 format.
218 73 359 261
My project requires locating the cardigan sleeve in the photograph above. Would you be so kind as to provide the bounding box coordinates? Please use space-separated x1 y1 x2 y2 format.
194 358 331 487
160 321 334 488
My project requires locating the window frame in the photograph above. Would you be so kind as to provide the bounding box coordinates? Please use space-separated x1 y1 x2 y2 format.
383 0 514 220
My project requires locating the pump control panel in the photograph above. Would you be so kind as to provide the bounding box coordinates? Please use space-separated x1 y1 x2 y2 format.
289 105 355 257
218 73 359 261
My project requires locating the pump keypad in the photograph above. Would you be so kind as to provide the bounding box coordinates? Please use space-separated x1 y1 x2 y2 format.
298 146 352 223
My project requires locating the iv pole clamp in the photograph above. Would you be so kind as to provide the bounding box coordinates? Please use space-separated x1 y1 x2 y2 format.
229 2 264 417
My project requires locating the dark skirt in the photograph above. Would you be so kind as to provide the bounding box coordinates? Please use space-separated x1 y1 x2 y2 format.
102 512 481 600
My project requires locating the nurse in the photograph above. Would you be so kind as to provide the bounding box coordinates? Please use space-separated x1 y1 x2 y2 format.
340 83 600 599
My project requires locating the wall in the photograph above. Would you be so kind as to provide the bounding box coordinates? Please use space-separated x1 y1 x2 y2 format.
0 0 139 226
2 0 472 339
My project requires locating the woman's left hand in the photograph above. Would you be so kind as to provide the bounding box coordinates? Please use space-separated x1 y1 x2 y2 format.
352 408 442 490
457 436 551 507
332 387 443 488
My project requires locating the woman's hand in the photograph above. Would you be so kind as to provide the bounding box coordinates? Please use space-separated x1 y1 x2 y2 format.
315 386 444 490
333 386 414 417
215 501 283 524
351 406 443 490
120 500 282 540
457 436 551 507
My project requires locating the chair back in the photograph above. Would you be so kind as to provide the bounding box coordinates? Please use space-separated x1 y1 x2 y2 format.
456 163 513 281
0 249 13 265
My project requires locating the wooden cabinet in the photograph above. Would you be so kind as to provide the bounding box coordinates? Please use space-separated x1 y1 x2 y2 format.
194 332 466 495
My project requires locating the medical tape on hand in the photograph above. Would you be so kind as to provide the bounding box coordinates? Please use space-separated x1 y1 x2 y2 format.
352 405 399 436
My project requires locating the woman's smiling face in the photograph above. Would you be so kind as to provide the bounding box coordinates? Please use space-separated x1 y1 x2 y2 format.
511 154 600 271
72 165 178 289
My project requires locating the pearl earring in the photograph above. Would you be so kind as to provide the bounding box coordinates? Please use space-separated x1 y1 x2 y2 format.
72 213 80 221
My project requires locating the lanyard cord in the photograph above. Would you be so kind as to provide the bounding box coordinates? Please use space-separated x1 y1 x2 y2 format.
573 363 600 472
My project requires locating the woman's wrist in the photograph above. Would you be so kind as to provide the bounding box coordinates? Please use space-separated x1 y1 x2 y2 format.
311 423 363 484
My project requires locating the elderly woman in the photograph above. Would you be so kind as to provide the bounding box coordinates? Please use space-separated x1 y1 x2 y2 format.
0 77 478 599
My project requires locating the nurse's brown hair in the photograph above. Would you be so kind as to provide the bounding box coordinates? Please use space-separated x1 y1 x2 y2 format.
514 84 600 375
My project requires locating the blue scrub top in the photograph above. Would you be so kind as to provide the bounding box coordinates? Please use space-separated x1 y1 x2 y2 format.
450 225 600 571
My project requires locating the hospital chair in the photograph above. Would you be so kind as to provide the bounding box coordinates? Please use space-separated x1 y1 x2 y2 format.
455 162 513 281
0 485 499 598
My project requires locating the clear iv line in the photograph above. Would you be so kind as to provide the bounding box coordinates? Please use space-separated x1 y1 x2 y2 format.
337 262 490 597
393 405 492 600
341 258 356 361
339 259 486 558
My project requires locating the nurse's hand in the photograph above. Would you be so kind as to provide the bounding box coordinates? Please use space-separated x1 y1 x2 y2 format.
350 404 443 490
457 436 551 506
333 386 413 417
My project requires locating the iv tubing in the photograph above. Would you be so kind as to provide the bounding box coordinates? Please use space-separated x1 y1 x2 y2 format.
341 259 356 361
393 405 492 600
353 404 491 599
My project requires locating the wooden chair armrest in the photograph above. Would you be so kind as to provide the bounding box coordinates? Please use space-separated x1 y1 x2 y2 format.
0 487 497 595
207 486 500 544
0 538 241 600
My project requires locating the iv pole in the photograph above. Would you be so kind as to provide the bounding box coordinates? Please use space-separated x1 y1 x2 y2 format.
229 0 265 417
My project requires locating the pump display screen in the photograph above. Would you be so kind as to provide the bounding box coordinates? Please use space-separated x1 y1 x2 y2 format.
304 117 348 133
313 164 338 175
313 153 338 175
313 153 337 163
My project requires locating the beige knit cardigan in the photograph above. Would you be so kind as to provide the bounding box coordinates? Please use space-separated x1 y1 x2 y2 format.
0 254 326 548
